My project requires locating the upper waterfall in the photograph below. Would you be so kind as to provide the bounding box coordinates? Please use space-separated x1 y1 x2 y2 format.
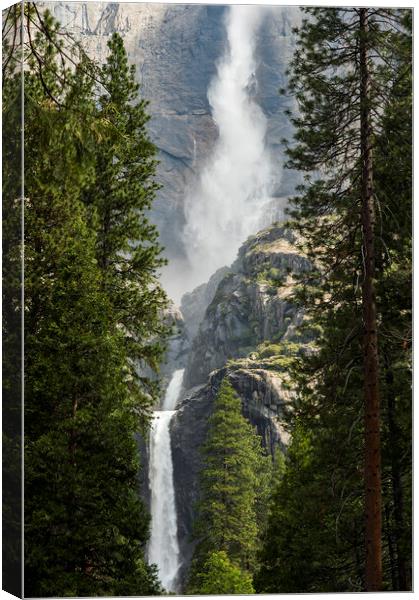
182 5 278 293
45 3 302 305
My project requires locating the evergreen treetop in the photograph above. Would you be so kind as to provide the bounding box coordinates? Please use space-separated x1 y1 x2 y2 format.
190 379 270 581
2 7 167 595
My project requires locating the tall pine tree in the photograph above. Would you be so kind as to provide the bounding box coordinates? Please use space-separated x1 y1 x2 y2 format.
256 7 411 593
2 6 24 593
188 380 270 592
373 11 412 588
7 6 165 595
83 33 168 416
282 8 411 590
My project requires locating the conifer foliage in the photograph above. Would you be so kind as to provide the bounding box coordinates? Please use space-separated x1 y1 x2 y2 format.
256 7 412 593
3 5 165 596
188 380 270 593
191 551 255 594
85 34 168 409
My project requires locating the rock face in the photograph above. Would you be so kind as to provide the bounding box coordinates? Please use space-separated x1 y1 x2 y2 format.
180 266 231 339
183 223 311 388
43 2 301 300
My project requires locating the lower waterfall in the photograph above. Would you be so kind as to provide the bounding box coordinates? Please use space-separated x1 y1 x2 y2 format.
148 369 184 592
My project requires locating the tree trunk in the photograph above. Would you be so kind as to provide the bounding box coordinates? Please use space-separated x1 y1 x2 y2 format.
359 8 382 591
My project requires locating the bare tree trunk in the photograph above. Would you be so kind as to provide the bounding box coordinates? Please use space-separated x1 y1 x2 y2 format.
359 8 382 591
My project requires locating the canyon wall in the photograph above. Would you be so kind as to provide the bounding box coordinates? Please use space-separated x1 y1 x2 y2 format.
43 2 301 300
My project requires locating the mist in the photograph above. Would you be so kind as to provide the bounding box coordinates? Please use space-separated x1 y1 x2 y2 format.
181 6 278 294
161 5 284 303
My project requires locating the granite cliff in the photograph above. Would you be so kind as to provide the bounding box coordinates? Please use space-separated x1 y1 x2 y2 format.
43 2 301 300
183 223 311 387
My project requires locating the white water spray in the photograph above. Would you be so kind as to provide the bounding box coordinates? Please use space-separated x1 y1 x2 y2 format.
148 369 184 592
182 5 276 290
162 368 184 411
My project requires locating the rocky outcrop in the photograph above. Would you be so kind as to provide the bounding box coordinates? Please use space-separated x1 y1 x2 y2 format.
160 304 190 384
183 223 311 388
168 223 314 588
180 266 231 339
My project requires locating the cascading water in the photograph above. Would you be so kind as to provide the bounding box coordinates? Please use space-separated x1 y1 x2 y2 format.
148 6 282 590
148 369 184 592
162 368 184 411
182 5 278 292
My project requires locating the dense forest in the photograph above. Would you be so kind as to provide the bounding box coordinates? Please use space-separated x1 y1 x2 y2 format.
4 5 167 596
2 4 411 597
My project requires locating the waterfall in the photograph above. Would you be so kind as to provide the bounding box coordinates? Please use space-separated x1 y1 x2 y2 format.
182 5 277 292
148 369 184 592
162 368 184 411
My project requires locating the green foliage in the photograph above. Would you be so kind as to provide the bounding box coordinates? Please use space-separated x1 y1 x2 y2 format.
2 12 23 592
190 551 255 594
256 7 412 594
256 410 365 593
256 266 284 289
373 12 412 589
250 341 301 373
188 380 271 590
258 343 289 359
84 32 169 415
5 7 165 596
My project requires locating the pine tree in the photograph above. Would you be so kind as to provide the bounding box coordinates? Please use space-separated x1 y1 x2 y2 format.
83 33 168 415
282 8 411 590
17 8 163 595
374 12 412 588
188 379 269 590
2 7 24 593
255 398 365 593
256 8 411 594
190 551 255 594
